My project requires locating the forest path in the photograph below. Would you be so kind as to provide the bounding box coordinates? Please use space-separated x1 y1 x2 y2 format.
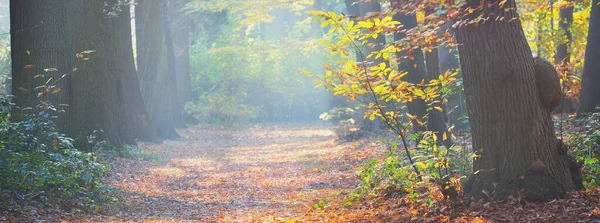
89 124 372 222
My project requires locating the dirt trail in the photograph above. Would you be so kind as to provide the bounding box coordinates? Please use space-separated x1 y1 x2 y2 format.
89 124 370 222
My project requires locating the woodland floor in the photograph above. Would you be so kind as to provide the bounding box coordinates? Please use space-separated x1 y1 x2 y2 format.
89 124 378 222
12 124 600 222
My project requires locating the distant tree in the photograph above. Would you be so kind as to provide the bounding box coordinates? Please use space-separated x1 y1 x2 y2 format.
10 0 157 148
555 0 575 113
136 0 182 137
578 1 600 114
391 0 427 132
438 22 468 131
169 0 193 109
456 0 581 201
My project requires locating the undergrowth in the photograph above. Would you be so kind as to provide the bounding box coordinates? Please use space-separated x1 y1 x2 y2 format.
565 112 600 189
0 97 119 217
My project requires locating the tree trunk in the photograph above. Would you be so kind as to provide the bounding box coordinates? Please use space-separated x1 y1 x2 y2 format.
357 1 388 131
554 1 575 113
136 0 181 138
456 0 578 201
310 0 324 38
104 0 160 143
169 0 192 108
578 1 600 114
391 0 427 132
425 49 452 147
439 21 468 131
11 0 156 148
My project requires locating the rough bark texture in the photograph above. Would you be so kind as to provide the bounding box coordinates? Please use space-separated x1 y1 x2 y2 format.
578 1 600 114
136 0 181 138
554 1 575 113
534 57 562 112
391 0 427 132
456 0 578 202
11 0 155 148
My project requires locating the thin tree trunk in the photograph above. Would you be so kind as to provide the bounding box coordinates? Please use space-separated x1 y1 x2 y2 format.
391 0 427 132
456 0 578 201
555 0 575 113
357 1 388 131
578 1 600 114
439 21 468 131
425 49 452 147
169 0 192 109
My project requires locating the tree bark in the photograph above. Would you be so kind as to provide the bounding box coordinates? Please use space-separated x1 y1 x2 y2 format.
391 0 428 132
554 1 575 113
456 0 577 201
578 1 600 114
136 0 181 138
11 0 157 148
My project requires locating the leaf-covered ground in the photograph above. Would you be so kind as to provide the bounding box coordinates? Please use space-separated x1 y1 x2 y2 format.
89 124 378 222
7 124 600 222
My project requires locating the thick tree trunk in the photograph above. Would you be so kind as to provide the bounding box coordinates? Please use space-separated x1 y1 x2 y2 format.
136 0 181 138
391 0 427 132
456 0 577 201
11 0 155 148
554 1 575 113
104 0 160 143
578 1 600 114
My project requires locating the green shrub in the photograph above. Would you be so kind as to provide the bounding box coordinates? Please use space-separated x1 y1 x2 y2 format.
0 101 117 212
566 113 600 189
187 37 337 125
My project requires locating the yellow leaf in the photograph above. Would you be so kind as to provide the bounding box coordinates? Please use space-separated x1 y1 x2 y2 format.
434 106 443 112
415 162 427 170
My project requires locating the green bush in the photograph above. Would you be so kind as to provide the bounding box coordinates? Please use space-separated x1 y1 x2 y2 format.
0 100 117 212
186 37 337 125
566 113 600 189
